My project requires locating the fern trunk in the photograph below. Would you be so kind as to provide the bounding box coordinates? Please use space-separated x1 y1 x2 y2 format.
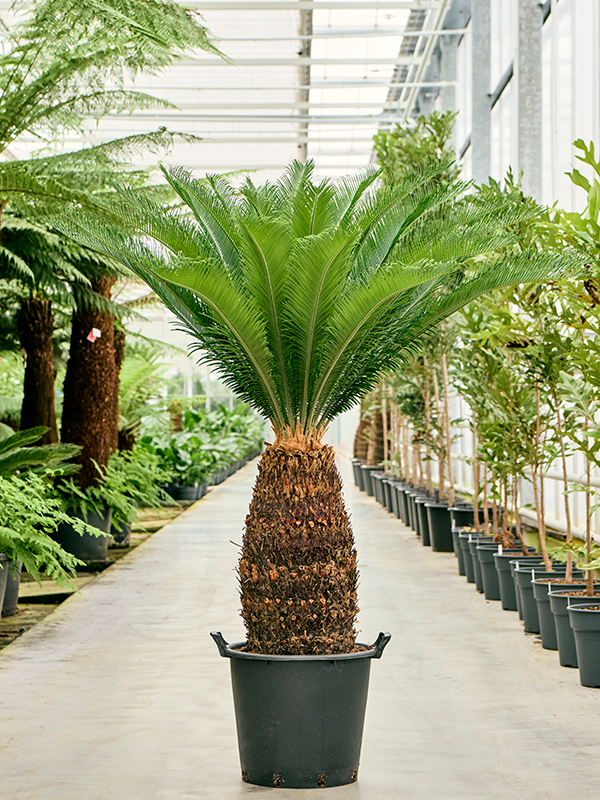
61 276 116 489
239 440 358 655
17 298 58 444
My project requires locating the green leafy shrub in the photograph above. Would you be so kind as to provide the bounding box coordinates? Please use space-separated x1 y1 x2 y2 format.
0 472 91 587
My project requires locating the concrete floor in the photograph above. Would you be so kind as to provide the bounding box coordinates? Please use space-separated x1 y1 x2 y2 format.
1 455 599 799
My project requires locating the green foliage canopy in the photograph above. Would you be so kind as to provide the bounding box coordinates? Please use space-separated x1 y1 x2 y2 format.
55 160 578 440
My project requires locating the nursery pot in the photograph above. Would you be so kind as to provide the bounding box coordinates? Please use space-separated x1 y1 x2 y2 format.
110 519 132 548
175 483 199 502
425 502 453 552
54 507 112 563
415 498 431 547
352 459 365 490
395 484 409 524
568 601 600 688
495 553 539 612
2 560 22 616
360 465 382 497
458 533 492 584
549 585 600 668
382 479 396 514
476 546 525 602
468 537 489 592
451 528 465 575
509 557 547 618
211 631 391 789
0 553 9 620
533 572 584 650
371 472 385 505
449 506 474 528
407 492 424 536
388 480 401 518
405 491 419 532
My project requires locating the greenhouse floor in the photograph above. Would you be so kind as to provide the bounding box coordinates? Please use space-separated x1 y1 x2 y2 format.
0 456 599 799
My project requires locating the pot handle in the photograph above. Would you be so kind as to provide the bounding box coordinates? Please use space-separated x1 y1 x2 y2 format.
210 631 230 657
371 631 392 658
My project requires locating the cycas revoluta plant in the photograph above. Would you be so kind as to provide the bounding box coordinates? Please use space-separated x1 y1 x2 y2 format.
56 160 577 655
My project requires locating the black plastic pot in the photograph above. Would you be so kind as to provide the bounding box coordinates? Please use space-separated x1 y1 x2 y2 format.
360 465 382 497
370 472 385 505
476 545 511 601
449 506 474 528
458 533 487 584
425 502 453 552
407 492 423 535
405 491 418 532
175 483 200 501
211 631 391 788
451 529 465 575
533 572 583 650
110 519 132 548
468 538 486 592
2 560 22 616
381 477 394 511
550 585 600 668
54 507 112 562
495 553 540 611
352 459 365 491
415 498 431 546
568 601 600 687
395 484 409 524
389 481 401 518
509 558 547 618
0 553 8 620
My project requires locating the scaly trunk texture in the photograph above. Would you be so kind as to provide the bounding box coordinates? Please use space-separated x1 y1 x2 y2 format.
366 409 384 466
61 276 116 489
111 328 126 452
239 441 358 655
353 403 369 459
17 298 58 443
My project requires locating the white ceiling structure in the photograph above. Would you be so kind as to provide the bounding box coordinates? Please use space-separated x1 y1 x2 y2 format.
5 0 464 181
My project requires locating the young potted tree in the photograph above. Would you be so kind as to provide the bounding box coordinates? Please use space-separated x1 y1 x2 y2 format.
57 160 575 787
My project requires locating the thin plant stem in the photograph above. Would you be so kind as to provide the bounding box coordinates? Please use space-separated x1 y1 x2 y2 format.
552 390 573 582
513 471 528 555
472 414 480 531
433 368 445 500
442 354 455 507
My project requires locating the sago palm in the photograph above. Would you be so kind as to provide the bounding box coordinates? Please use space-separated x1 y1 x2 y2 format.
56 160 576 655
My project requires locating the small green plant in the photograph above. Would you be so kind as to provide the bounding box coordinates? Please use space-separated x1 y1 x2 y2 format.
0 472 92 587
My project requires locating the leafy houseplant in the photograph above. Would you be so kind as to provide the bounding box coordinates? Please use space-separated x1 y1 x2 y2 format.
57 160 575 787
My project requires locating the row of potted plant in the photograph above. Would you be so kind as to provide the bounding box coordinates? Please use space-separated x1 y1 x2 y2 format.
354 460 600 689
140 404 265 501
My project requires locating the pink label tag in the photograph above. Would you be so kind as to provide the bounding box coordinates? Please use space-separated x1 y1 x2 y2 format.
87 327 102 342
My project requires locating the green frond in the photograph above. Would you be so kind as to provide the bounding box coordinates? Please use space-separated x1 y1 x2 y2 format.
53 159 578 438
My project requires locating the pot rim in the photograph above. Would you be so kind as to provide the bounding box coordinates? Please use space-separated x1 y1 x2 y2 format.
211 630 391 662
567 600 600 611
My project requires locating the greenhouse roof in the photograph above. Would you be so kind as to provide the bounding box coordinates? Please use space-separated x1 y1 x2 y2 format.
1 0 461 181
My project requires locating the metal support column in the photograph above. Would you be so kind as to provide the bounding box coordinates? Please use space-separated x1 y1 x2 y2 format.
471 0 491 185
516 0 543 200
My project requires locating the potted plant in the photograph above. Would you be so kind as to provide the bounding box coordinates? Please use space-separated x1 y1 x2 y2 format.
57 159 575 787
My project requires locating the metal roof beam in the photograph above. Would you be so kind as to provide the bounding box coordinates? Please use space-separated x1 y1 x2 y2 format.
219 28 469 40
132 81 457 90
136 102 424 109
178 56 423 66
184 2 437 9
102 114 412 123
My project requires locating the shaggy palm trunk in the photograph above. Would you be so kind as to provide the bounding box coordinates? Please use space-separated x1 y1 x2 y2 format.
61 276 117 489
17 297 58 443
112 328 126 452
239 439 358 656
353 398 369 459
